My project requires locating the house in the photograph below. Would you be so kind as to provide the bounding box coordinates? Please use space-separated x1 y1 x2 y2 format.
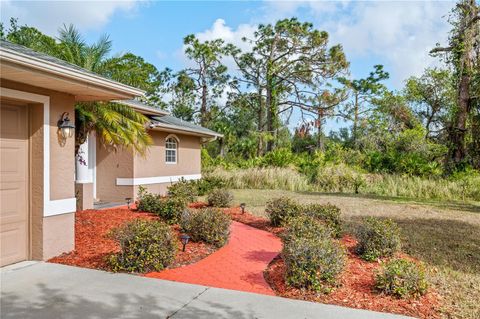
79 99 221 207
0 40 220 267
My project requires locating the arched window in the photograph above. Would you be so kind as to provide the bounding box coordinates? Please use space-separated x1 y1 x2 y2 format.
165 136 178 164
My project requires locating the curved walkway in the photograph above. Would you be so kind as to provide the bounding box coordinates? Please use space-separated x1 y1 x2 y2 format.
146 221 282 295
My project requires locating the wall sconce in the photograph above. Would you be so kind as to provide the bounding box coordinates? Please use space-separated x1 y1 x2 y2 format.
57 112 75 139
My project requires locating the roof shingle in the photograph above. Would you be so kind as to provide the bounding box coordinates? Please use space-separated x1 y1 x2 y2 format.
150 115 222 138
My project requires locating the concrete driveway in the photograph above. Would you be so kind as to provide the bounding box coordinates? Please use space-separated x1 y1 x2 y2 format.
1 262 411 319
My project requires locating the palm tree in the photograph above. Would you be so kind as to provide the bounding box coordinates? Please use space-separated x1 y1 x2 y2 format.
41 24 152 155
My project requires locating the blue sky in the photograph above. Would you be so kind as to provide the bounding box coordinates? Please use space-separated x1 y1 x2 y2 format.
1 0 456 132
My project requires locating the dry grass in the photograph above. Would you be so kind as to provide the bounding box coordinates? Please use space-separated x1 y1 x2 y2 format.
204 167 480 202
226 189 480 319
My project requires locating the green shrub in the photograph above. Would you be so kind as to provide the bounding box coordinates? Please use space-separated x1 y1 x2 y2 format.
260 147 294 167
180 208 231 247
107 219 176 273
155 197 187 224
137 185 161 212
375 258 428 298
282 216 332 245
356 217 401 261
195 176 226 196
301 203 342 238
207 189 234 207
137 186 186 224
314 163 366 193
266 197 300 227
282 235 346 292
167 178 198 202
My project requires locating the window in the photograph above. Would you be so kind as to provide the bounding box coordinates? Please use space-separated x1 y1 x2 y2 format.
165 137 177 164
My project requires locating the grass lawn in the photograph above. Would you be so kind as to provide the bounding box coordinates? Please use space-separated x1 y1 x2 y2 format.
225 189 480 319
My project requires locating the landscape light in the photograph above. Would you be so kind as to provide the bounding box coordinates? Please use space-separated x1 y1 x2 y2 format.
125 198 132 210
180 234 190 252
240 203 246 214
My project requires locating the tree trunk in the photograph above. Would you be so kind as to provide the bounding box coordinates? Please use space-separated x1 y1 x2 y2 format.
266 73 275 152
219 137 226 158
352 92 359 147
446 0 479 169
450 74 471 165
316 109 323 151
200 72 208 126
257 87 264 156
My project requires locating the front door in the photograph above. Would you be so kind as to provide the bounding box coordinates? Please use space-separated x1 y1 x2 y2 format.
0 100 29 266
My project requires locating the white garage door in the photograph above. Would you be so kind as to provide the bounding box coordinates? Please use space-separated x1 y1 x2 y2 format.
0 101 28 267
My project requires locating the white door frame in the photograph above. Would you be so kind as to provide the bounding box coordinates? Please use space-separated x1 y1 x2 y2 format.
0 87 76 216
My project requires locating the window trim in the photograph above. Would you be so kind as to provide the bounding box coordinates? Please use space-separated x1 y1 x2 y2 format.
165 134 179 164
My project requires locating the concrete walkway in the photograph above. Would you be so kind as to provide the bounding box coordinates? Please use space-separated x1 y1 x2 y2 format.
1 262 411 319
146 221 282 295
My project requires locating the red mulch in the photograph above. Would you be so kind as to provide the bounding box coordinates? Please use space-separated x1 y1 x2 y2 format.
218 205 441 319
188 201 209 209
223 207 285 236
264 235 442 319
48 207 216 271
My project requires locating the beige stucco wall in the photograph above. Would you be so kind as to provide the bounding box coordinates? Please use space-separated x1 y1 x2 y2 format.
1 79 75 260
95 130 203 202
75 182 93 210
29 102 44 260
95 142 134 202
134 131 202 177
133 183 170 197
42 213 75 259
133 131 202 197
48 93 76 200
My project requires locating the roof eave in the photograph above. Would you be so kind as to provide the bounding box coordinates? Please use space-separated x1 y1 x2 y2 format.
149 122 223 139
113 100 169 116
0 47 145 98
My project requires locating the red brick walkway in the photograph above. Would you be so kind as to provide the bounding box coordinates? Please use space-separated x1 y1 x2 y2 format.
145 221 282 295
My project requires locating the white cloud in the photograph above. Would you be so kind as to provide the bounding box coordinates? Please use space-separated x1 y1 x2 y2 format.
171 0 454 90
263 0 455 85
0 0 144 35
194 18 257 52
176 18 257 72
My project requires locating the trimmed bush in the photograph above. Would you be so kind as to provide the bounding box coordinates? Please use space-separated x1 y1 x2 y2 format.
155 197 187 224
282 235 346 292
167 178 198 202
266 197 300 227
375 258 428 298
137 186 186 224
301 203 342 238
356 217 401 261
207 189 234 207
282 216 345 292
180 208 231 247
108 219 176 273
195 176 226 196
282 215 332 245
136 185 161 212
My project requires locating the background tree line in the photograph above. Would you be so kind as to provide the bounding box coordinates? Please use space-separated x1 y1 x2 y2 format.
1 0 479 177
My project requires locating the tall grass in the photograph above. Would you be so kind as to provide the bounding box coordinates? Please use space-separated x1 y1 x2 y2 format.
204 166 480 202
365 174 480 201
205 167 312 192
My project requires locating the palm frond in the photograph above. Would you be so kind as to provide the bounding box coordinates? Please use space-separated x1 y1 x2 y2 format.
57 24 86 67
76 102 152 155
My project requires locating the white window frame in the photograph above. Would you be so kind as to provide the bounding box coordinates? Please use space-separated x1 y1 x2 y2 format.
165 135 178 164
